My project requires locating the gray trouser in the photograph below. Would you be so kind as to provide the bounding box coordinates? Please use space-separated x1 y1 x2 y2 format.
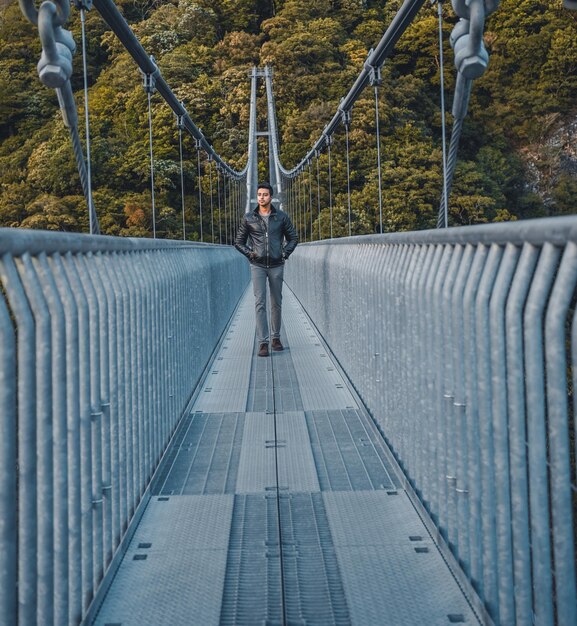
251 264 284 344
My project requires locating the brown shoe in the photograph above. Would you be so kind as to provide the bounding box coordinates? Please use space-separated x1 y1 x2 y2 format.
271 338 284 351
258 342 269 357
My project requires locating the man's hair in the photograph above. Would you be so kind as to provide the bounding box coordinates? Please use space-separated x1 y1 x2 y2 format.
257 182 274 195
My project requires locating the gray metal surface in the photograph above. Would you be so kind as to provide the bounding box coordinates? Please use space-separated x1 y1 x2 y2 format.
192 292 254 413
93 495 234 626
0 235 249 625
285 224 577 625
152 412 245 495
324 491 480 626
90 283 487 626
236 412 320 493
305 409 399 492
246 338 304 412
283 292 358 410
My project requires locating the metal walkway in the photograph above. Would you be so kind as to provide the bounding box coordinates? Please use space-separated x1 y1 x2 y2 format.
91 287 482 626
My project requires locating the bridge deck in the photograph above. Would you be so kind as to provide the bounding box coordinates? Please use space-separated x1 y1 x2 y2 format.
92 288 480 625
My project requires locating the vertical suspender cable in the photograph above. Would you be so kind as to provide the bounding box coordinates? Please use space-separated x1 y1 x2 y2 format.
223 175 228 245
327 138 333 239
316 152 321 240
146 91 156 238
437 0 449 229
374 84 383 234
79 7 95 235
177 120 186 240
308 162 313 240
343 110 352 237
195 141 203 242
208 158 214 243
369 60 384 234
301 172 306 243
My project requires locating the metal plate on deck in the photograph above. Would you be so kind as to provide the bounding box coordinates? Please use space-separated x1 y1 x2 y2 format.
323 491 481 625
236 412 319 493
94 495 234 626
153 413 245 495
306 409 399 491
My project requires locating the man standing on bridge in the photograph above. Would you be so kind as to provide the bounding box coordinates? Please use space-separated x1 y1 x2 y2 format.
235 182 298 357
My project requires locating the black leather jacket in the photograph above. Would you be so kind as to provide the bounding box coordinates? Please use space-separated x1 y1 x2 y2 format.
235 206 298 268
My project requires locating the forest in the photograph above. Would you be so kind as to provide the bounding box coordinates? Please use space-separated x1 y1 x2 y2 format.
0 0 576 239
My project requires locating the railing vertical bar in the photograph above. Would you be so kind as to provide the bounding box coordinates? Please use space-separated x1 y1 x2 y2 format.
0 271 18 626
384 244 401 453
144 252 156 472
450 243 475 576
114 254 133 524
18 254 54 625
88 253 113 570
475 243 503 623
421 246 444 524
462 244 489 595
405 245 423 488
75 255 105 590
524 242 560 626
413 246 435 501
440 244 461 551
393 245 414 481
135 256 147 489
488 243 520 624
505 243 539 626
93 253 120 561
434 245 459 550
0 254 38 626
61 252 94 613
121 253 138 512
104 257 127 542
153 251 164 453
544 241 577 626
49 254 82 625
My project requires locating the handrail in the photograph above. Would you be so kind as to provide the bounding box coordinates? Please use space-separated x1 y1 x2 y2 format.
285 214 577 626
0 230 250 624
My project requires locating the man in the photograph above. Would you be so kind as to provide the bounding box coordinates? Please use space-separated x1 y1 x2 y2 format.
235 182 298 357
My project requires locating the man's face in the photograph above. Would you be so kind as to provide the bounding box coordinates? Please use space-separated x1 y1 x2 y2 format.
257 188 272 208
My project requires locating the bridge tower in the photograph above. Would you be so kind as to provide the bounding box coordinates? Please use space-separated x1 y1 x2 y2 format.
245 66 285 213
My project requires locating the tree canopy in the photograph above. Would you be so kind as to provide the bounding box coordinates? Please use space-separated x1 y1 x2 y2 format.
0 0 575 238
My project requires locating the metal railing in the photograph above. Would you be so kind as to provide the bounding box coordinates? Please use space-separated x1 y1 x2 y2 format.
285 215 577 626
0 229 249 626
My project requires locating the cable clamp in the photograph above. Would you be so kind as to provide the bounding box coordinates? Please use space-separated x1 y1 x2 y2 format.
365 51 382 87
339 102 352 129
176 101 187 130
142 55 160 94
73 0 93 10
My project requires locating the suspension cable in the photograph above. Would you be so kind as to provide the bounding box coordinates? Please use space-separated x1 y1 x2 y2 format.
437 79 471 228
437 0 449 229
79 5 96 235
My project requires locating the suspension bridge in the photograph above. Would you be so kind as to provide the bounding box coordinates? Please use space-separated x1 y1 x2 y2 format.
1 0 577 624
